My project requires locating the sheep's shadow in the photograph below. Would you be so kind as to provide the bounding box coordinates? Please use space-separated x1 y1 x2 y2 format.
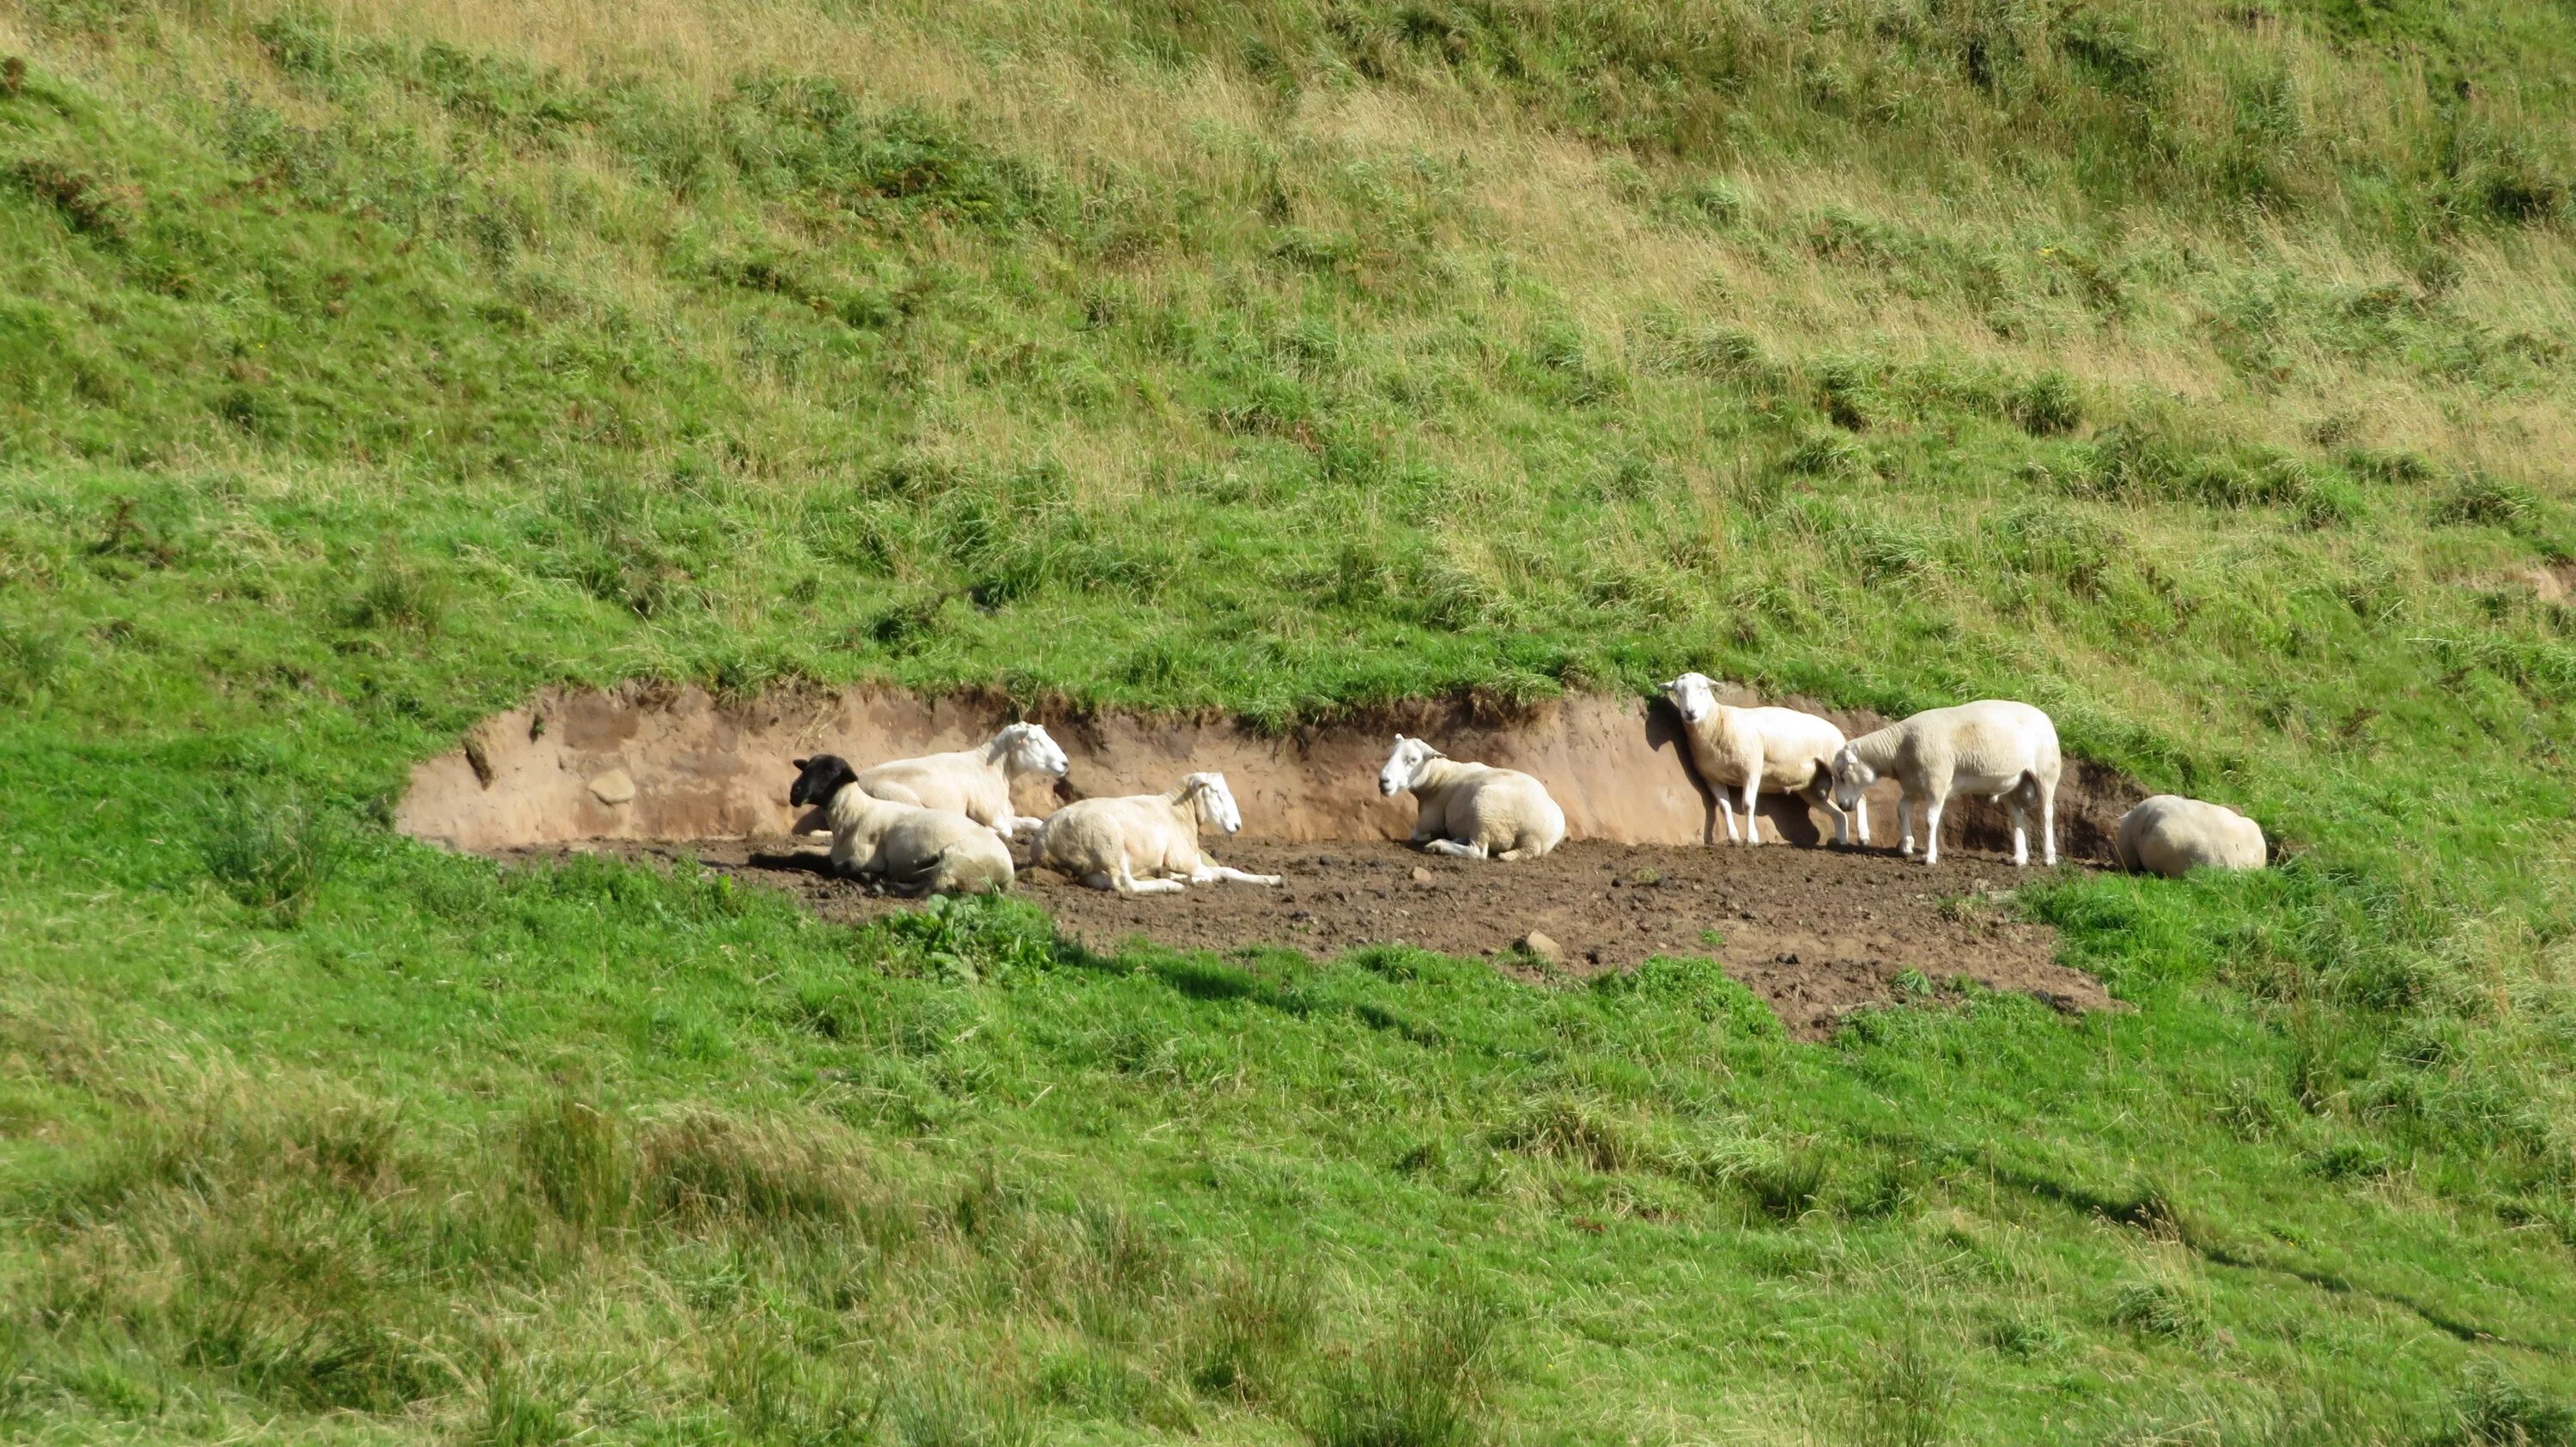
746 848 834 877
1643 699 1828 848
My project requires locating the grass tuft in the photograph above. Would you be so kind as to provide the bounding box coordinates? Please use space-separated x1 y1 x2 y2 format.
197 788 349 926
1309 1296 1499 1447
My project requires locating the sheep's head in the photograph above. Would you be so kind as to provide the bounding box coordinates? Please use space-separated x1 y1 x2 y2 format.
1828 745 1876 812
788 754 860 808
1183 772 1246 834
1379 735 1443 797
996 722 1071 779
1659 672 1720 724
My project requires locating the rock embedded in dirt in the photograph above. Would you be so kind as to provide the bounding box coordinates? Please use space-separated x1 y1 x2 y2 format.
588 769 636 806
1518 930 1563 964
1411 866 1434 884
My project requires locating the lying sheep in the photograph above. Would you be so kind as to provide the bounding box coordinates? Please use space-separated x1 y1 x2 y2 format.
1829 701 2060 867
2113 795 2265 878
789 755 1015 896
856 722 1070 842
1660 672 1866 847
1378 735 1566 861
1033 771 1282 895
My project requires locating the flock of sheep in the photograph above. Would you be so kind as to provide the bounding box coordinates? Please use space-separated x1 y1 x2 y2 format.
782 678 2266 899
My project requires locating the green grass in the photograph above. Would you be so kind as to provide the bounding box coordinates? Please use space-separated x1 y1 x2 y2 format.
3 0 2576 1439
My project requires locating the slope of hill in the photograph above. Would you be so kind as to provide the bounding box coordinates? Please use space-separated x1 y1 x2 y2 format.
3 0 2575 1440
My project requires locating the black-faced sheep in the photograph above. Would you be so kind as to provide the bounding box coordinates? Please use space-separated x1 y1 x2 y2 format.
789 755 1016 896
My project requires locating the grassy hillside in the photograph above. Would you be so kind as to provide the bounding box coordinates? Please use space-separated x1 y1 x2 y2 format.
3 0 2576 1440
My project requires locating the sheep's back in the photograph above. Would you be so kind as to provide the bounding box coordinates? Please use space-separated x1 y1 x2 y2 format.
1900 701 2058 778
1731 706 1845 787
2116 795 2263 877
1036 796 1185 874
856 754 998 820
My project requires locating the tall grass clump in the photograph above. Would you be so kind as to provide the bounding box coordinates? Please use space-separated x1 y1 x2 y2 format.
197 788 350 926
1309 1297 1500 1447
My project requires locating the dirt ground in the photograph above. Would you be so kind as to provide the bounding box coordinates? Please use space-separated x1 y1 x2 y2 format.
509 836 2117 1039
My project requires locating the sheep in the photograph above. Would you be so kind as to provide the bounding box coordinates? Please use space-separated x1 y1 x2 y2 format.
1032 771 1282 895
1828 701 2061 867
788 755 1015 896
1659 672 1867 847
1377 735 1566 861
854 722 1070 842
2113 795 2265 878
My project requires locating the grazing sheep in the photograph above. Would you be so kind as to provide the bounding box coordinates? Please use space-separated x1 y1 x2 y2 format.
1377 735 1566 861
1829 701 2061 867
1033 771 1282 896
1659 672 1866 847
855 722 1070 842
788 755 1015 896
2113 795 2265 878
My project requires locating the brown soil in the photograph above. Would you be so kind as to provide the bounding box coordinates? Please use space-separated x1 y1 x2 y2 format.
505 835 2117 1040
402 682 2145 861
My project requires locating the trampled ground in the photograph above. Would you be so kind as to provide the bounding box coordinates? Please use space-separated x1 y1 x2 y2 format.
510 836 2113 1038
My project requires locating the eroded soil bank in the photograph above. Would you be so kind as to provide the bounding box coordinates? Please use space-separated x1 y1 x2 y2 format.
400 682 2143 857
421 683 2139 1035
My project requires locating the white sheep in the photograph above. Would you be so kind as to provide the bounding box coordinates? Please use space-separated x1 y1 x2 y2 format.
1033 771 1282 895
789 755 1015 896
854 722 1070 842
1828 701 2061 867
2113 795 2265 878
1659 672 1866 847
1377 735 1566 861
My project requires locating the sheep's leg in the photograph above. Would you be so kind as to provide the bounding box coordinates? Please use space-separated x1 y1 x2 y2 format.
1407 799 1445 846
1422 838 1489 860
1920 795 1946 866
1740 769 1765 846
1807 783 1848 847
1714 795 1741 845
1192 863 1284 886
1112 860 1186 896
2040 786 2058 867
2008 797 2029 867
1854 797 1872 847
1897 798 1916 856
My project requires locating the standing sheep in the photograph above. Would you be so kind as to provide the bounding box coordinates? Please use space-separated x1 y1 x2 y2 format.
2113 795 2266 877
1378 736 1566 861
788 755 1016 896
1033 771 1282 896
1828 701 2061 868
855 722 1070 842
1659 672 1866 847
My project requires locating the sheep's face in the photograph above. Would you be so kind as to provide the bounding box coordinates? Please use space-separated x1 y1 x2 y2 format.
788 754 860 808
1188 772 1245 834
1828 746 1875 812
999 723 1071 779
1379 736 1442 797
1660 672 1719 725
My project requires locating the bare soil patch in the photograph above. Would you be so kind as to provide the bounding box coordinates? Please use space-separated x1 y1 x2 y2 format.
506 836 2116 1039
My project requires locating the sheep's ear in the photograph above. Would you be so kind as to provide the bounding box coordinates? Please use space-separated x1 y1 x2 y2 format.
792 757 810 770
